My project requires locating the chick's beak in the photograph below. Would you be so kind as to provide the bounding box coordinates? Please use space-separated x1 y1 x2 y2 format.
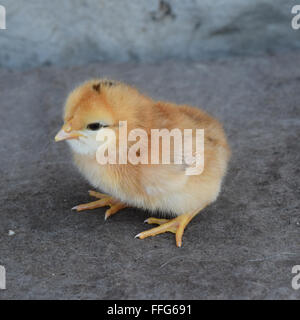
54 126 84 142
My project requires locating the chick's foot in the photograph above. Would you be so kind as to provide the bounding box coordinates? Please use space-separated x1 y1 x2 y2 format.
136 212 198 247
72 190 127 220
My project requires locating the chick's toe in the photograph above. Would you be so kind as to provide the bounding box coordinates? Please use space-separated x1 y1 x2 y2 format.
72 190 127 219
136 211 198 247
144 218 170 226
88 190 110 199
104 202 127 220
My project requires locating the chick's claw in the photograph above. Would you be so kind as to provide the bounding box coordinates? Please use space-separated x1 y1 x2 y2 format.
136 212 197 247
72 190 127 219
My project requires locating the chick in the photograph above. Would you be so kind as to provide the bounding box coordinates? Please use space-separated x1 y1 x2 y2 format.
55 79 230 247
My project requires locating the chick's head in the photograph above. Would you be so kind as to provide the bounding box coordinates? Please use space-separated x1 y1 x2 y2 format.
55 79 152 156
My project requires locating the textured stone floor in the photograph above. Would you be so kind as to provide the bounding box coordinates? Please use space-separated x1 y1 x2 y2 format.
0 53 299 299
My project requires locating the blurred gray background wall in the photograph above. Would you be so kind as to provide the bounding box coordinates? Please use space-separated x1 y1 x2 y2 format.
0 0 299 69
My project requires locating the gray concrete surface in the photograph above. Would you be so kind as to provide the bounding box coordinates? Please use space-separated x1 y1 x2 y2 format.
0 53 299 300
0 0 299 69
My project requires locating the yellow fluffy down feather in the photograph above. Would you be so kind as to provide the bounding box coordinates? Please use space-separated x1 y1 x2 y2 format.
55 79 230 247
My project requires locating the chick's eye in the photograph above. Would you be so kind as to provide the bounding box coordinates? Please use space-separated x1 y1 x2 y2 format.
87 123 101 131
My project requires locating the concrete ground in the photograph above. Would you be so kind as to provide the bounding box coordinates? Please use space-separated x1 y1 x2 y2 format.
0 53 299 300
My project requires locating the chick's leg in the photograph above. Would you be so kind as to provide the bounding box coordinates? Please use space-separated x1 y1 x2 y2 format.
136 208 202 247
72 190 127 220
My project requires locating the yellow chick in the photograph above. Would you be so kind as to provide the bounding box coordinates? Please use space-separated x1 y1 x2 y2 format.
55 79 230 247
